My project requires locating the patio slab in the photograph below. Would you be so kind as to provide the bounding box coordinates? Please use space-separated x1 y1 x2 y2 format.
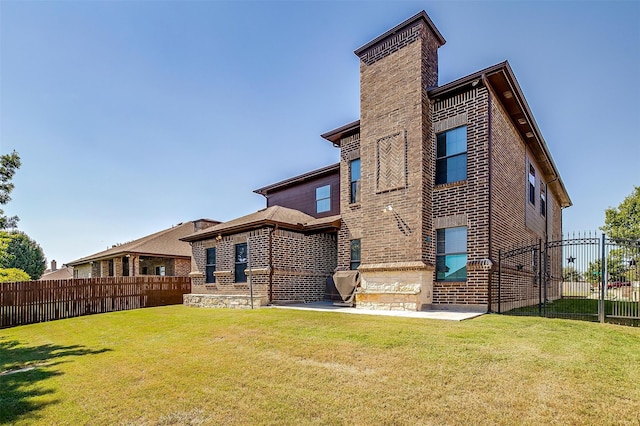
273 301 484 321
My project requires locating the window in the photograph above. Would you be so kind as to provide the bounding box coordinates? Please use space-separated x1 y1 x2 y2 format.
206 248 216 283
122 256 129 277
316 184 331 213
108 259 114 277
350 239 361 270
155 266 165 276
436 227 467 281
528 165 536 205
540 188 546 217
234 243 248 283
350 159 361 204
436 126 467 184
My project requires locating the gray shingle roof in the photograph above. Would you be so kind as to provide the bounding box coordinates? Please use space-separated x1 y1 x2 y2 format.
67 221 199 266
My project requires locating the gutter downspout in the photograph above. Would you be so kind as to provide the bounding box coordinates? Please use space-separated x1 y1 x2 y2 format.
482 74 493 313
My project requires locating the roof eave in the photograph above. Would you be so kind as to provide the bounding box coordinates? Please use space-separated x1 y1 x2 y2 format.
253 163 340 196
429 61 571 208
320 120 360 145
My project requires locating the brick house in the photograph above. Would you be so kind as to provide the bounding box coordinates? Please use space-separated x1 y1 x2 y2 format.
67 220 218 278
183 10 571 312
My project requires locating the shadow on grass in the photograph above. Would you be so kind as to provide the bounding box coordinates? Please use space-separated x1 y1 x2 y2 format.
0 339 111 424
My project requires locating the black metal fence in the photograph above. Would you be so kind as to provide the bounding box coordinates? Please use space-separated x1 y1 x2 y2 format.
495 233 639 326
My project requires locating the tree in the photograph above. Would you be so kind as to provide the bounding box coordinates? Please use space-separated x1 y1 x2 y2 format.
0 267 30 283
0 150 21 229
601 186 640 240
0 231 46 280
562 266 582 282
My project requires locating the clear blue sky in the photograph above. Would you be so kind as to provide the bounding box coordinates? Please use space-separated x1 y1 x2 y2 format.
1 0 638 266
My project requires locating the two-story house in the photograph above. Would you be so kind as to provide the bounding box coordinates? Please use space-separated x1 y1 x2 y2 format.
182 10 571 312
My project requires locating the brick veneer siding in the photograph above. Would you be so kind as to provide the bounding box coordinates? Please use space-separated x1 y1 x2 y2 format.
431 87 490 308
271 229 337 302
346 15 441 311
487 87 564 311
338 132 363 271
188 227 336 306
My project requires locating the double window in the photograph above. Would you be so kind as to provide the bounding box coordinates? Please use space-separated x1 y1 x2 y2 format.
350 159 361 204
350 239 361 270
436 126 467 184
436 227 467 281
205 248 216 283
316 185 331 213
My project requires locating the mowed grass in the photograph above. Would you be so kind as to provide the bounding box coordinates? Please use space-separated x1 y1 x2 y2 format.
1 306 639 425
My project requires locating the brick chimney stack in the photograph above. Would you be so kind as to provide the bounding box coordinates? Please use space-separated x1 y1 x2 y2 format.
352 11 446 310
51 260 57 272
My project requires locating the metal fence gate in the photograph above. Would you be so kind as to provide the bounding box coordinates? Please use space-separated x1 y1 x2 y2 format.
496 233 640 326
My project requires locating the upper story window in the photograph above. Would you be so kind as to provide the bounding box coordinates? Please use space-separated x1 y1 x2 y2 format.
316 184 331 213
528 165 536 205
206 247 216 283
350 159 361 204
436 126 467 184
436 226 467 282
540 188 546 217
350 239 361 270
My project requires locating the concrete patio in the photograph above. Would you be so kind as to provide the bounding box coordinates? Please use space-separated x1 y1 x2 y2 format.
273 301 485 321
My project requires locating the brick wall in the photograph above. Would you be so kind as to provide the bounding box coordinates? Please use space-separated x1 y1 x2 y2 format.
188 227 336 304
431 87 490 307
338 132 362 271
358 26 430 266
271 229 337 302
175 258 191 276
343 15 441 310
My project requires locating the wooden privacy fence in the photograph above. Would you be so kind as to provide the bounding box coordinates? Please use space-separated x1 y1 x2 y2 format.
0 276 191 328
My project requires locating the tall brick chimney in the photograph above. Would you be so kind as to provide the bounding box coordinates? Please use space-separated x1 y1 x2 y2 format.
353 11 445 310
51 260 57 272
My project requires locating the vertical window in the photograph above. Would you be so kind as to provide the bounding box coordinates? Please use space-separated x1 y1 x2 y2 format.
350 239 361 270
122 256 130 276
206 248 216 283
350 159 361 204
436 126 467 184
108 259 114 277
528 165 536 205
436 227 467 281
142 266 148 275
235 243 248 283
316 185 331 213
540 188 546 217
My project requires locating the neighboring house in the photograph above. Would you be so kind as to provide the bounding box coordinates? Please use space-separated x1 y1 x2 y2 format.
183 10 571 312
67 220 219 278
40 260 74 280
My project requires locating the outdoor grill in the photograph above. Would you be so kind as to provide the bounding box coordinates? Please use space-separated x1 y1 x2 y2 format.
332 270 361 306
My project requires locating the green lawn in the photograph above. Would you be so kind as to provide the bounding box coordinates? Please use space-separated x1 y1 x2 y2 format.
1 306 639 425
505 298 640 326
